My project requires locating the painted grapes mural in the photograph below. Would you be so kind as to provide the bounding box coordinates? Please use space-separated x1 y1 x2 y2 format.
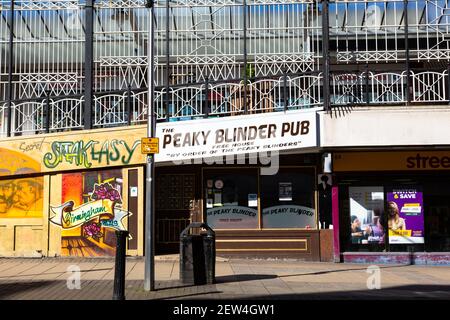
50 169 131 257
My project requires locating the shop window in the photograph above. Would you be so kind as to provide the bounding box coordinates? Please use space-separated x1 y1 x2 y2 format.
204 169 258 229
260 169 316 229
348 186 386 246
340 177 435 253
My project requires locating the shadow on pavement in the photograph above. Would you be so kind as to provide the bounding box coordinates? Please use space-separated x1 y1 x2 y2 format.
215 274 278 283
155 274 277 290
278 264 410 278
0 268 113 280
0 281 57 299
153 291 223 300
227 284 450 300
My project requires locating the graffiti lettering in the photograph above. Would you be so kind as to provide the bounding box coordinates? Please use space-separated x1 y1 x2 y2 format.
63 205 107 226
43 141 96 168
43 139 141 169
19 138 47 153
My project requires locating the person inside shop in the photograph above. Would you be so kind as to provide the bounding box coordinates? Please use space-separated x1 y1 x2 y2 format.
365 215 385 244
387 201 406 231
351 215 365 244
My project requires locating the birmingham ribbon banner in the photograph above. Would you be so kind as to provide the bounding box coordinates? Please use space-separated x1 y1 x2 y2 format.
50 199 130 231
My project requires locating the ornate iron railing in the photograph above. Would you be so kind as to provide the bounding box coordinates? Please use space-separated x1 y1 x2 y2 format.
2 1 450 138
2 69 449 136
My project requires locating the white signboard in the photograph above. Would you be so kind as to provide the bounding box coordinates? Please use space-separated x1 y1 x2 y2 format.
155 108 319 162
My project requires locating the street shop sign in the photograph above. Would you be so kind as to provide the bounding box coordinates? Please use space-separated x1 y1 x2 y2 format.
155 108 319 162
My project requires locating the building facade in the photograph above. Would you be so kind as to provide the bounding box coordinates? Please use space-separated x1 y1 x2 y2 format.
0 0 449 263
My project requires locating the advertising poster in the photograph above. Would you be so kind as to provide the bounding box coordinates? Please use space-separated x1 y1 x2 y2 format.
387 188 425 244
349 186 385 245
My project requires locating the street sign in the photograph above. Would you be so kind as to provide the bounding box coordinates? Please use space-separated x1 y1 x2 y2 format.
141 137 159 154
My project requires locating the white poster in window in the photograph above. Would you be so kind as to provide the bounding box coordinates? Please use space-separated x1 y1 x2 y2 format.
349 186 386 245
262 205 316 228
214 192 222 207
206 198 213 209
207 206 258 229
279 182 293 201
248 194 258 207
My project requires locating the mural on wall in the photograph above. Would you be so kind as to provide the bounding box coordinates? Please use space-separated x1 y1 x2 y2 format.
49 169 131 257
0 148 43 218
0 176 44 218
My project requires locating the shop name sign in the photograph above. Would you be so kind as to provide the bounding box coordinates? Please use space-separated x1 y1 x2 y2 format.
155 109 318 162
334 151 450 172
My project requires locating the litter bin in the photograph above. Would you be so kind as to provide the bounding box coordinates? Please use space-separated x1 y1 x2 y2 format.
179 222 215 285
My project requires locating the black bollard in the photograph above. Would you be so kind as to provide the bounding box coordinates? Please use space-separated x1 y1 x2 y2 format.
113 230 129 300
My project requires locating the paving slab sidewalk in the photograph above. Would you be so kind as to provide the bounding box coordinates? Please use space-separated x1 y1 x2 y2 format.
0 257 449 300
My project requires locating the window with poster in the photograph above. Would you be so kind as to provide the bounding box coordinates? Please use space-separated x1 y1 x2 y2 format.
203 168 259 230
203 167 316 230
348 186 386 247
343 182 426 252
339 172 450 253
260 168 316 229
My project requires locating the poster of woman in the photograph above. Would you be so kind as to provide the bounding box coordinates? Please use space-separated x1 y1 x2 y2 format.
387 188 425 244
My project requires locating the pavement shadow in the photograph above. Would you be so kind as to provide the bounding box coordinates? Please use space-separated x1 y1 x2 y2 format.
153 291 223 300
278 264 409 278
0 268 113 280
215 274 278 283
0 281 57 299
155 274 277 291
233 284 450 300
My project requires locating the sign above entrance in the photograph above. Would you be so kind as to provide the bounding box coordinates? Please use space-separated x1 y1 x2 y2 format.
0 108 319 177
155 108 319 163
333 151 450 172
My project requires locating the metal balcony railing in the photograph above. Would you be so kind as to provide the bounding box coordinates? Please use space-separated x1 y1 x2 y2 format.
1 72 324 136
2 69 450 137
2 0 450 138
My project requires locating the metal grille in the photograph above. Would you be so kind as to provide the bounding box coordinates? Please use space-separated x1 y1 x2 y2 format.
2 1 450 137
156 218 190 244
